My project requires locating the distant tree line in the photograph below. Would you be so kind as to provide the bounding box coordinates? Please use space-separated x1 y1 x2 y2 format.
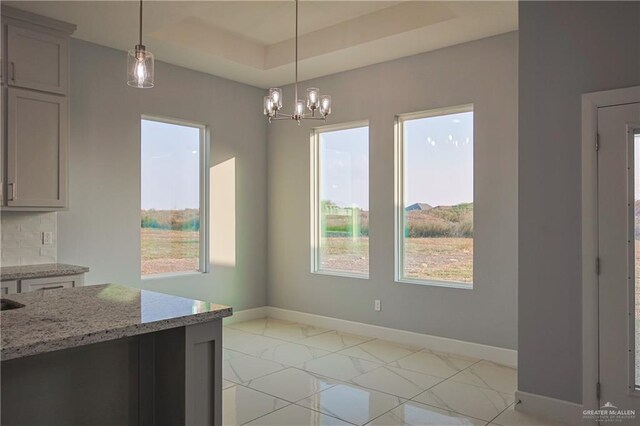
141 209 200 231
321 200 473 238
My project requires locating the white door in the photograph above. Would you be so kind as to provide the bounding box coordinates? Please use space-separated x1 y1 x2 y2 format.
598 101 640 423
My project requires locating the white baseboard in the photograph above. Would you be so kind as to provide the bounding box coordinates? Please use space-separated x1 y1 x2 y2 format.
265 306 517 367
223 306 269 325
515 390 583 425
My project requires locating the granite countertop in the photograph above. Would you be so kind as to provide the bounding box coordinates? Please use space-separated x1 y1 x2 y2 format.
0 263 90 281
0 284 232 361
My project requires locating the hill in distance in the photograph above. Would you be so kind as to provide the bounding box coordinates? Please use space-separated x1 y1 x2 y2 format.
405 203 433 212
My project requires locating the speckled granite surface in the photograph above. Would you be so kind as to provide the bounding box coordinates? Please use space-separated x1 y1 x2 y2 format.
0 284 232 361
0 263 90 281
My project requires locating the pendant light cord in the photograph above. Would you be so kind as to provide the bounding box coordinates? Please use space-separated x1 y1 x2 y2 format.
139 0 143 46
294 0 298 104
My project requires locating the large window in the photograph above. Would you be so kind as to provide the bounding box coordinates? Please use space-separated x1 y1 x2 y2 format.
141 117 207 277
312 123 369 277
396 105 473 287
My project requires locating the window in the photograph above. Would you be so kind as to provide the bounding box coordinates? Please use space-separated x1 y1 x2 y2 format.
312 123 369 277
396 105 474 287
141 117 208 277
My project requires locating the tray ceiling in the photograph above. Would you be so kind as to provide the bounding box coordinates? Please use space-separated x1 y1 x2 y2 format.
4 1 518 88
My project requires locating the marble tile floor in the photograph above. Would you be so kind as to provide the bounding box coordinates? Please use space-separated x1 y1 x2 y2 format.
222 318 562 426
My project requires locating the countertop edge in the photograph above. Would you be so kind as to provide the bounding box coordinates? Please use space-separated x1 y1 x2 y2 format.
1 307 232 361
0 264 90 281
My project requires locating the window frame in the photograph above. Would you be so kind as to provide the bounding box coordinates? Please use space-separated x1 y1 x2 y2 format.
628 127 640 391
394 104 474 289
310 120 370 279
140 114 210 279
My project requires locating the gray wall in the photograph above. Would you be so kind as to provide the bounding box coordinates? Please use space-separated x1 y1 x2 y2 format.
518 2 640 404
58 39 268 310
267 32 518 349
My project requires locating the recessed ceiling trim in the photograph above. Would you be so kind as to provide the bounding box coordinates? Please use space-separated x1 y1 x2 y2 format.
265 1 457 70
3 1 518 88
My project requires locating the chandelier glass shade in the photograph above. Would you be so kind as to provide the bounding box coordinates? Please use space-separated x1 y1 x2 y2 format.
127 0 154 88
264 0 332 123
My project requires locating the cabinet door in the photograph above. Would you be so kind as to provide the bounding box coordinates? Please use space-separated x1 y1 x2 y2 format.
20 274 82 293
1 280 18 295
6 24 68 94
7 88 68 208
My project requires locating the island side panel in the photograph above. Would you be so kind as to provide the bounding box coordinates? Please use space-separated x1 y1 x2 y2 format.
151 326 186 426
1 321 225 426
184 319 223 426
1 336 140 426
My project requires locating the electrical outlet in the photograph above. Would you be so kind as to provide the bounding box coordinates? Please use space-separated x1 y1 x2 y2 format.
374 300 381 312
42 232 53 245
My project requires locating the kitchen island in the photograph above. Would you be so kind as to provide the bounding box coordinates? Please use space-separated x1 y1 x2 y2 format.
0 284 232 426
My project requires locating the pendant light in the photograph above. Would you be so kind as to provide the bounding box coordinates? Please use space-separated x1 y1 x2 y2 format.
127 0 154 88
263 0 332 124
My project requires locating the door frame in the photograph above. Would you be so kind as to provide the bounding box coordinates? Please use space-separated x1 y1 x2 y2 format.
582 85 640 422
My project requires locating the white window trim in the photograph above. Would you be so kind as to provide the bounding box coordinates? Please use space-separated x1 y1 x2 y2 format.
394 104 474 289
310 120 370 279
140 114 210 279
627 126 640 393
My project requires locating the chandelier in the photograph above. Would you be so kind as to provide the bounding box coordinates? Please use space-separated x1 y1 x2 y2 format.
263 0 332 124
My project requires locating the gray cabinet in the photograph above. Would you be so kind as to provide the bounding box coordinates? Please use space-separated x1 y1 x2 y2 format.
0 274 84 294
1 7 75 211
20 274 83 292
1 280 18 295
7 88 68 208
6 25 68 95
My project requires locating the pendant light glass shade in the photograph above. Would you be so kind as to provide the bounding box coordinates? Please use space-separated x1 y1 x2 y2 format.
264 96 274 116
127 45 154 88
128 0 154 88
319 95 331 116
268 88 283 110
307 88 319 110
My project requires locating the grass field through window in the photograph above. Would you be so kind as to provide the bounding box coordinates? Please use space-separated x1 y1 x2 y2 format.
319 236 472 283
140 208 472 283
141 228 199 275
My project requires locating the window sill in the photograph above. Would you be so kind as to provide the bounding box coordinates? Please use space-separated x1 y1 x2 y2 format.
312 270 369 280
396 277 473 290
141 271 207 281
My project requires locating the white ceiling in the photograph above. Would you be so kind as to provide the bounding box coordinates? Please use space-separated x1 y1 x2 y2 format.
4 1 518 88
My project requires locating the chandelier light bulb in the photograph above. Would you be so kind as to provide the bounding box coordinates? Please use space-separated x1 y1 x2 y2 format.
295 100 305 117
307 88 319 110
269 88 283 110
264 96 274 116
320 95 332 116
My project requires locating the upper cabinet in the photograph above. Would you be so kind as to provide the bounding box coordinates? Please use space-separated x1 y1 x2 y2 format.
6 88 68 208
1 7 76 211
6 24 69 95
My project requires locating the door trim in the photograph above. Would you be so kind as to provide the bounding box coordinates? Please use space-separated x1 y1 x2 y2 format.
627 124 640 397
582 86 640 422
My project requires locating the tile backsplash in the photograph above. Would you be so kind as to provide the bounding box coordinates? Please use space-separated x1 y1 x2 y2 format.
0 212 57 266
